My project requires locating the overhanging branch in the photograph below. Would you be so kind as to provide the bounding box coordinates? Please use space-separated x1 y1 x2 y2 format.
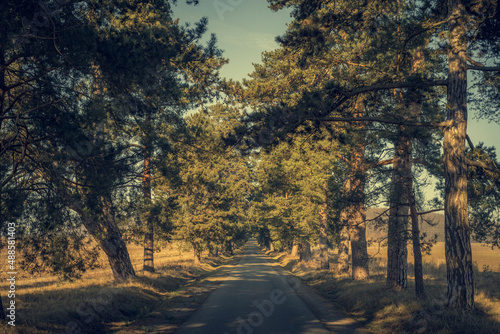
335 80 448 97
317 116 451 128
466 158 500 175
467 65 500 72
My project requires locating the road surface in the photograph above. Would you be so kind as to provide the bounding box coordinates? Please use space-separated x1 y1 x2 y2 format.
175 239 331 334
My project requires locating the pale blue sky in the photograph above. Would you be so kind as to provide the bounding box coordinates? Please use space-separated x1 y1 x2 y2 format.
172 1 292 81
172 1 499 150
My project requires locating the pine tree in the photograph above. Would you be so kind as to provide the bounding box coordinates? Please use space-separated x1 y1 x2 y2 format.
171 108 253 262
254 126 341 264
467 143 500 248
94 0 226 273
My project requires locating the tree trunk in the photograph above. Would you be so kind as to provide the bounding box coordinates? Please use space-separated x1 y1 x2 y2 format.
318 199 329 269
194 248 201 264
386 132 409 290
291 239 299 257
78 197 136 281
143 111 155 273
299 241 312 262
261 228 271 250
225 240 234 256
350 204 369 280
349 143 369 280
269 242 275 252
209 244 219 257
407 172 426 300
99 231 137 281
69 195 135 281
100 197 136 281
337 172 351 274
337 222 350 273
444 0 474 310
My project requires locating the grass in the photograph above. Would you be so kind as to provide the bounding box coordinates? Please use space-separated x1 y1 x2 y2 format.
270 242 500 334
0 241 243 334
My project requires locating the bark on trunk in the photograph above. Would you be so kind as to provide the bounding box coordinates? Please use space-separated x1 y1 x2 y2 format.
407 174 426 300
299 241 312 262
209 244 219 257
143 157 154 273
349 144 369 280
99 197 136 281
100 232 136 281
194 248 201 264
225 240 234 256
143 111 155 273
68 195 135 281
261 228 271 250
291 239 299 257
338 159 369 279
319 199 330 269
77 197 136 281
386 132 409 290
143 229 154 272
350 204 369 280
444 0 474 310
342 99 369 280
337 222 350 273
269 242 275 252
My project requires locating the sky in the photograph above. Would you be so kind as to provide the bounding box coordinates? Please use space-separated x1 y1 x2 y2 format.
171 1 500 151
172 0 292 81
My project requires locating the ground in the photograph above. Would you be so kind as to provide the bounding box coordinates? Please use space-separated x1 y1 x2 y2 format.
0 239 498 333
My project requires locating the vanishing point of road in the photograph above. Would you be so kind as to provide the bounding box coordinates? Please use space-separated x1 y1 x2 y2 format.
176 239 361 334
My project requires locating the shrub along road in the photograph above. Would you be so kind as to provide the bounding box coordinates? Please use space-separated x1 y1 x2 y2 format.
175 239 364 334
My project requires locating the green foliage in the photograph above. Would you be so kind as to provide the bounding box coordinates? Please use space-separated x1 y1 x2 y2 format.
17 234 101 281
467 144 500 248
170 108 253 258
254 127 342 250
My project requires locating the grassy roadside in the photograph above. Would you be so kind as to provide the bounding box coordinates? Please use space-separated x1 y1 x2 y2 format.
267 248 500 334
0 242 246 334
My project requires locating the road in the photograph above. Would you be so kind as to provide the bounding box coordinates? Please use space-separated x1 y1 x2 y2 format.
175 239 331 334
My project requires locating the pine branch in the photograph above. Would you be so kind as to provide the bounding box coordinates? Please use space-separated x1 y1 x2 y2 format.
466 56 484 67
403 19 450 49
317 116 450 128
466 158 500 175
466 135 475 151
467 65 500 71
335 80 449 97
416 208 444 216
370 158 395 168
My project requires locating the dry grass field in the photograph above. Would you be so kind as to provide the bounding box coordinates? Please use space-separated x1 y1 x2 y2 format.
368 241 500 274
272 242 500 334
0 240 242 333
